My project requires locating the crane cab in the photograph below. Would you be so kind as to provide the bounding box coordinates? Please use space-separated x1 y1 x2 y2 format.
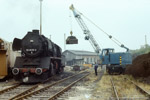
100 48 114 65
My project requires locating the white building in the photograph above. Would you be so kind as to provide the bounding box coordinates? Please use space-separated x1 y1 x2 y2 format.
62 50 99 66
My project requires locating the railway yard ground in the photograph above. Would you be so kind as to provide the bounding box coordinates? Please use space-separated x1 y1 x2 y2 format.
1 66 150 100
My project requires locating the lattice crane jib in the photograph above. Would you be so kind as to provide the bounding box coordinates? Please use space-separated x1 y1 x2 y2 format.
70 4 101 54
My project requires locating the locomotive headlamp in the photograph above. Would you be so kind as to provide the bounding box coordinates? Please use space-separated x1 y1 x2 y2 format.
35 68 42 75
12 68 19 75
30 40 34 43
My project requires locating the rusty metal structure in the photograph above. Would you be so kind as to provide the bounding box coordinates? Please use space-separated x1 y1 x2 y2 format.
0 38 20 79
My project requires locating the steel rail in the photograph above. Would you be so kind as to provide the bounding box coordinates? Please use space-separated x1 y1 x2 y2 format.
15 71 88 100
9 84 39 100
9 76 53 100
125 77 150 98
0 83 21 95
48 73 90 100
110 77 120 100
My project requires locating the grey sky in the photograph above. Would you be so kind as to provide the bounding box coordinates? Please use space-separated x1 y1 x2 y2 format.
0 0 150 52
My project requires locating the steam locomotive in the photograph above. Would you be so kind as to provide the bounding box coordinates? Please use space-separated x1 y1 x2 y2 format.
12 30 65 83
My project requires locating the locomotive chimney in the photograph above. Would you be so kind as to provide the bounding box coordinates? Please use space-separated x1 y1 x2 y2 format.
32 30 39 35
28 32 32 34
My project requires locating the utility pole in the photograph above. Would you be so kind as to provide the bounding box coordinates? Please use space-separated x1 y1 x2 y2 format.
39 0 43 35
64 33 66 51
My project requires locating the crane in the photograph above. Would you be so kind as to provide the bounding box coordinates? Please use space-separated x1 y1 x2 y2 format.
69 4 101 54
69 4 132 74
70 4 129 52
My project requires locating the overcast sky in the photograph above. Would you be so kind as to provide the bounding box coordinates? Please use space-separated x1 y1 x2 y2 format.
0 0 150 52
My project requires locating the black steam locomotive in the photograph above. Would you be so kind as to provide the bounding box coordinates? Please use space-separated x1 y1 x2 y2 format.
12 30 65 83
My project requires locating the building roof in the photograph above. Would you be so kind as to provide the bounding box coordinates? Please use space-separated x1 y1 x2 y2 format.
63 50 98 56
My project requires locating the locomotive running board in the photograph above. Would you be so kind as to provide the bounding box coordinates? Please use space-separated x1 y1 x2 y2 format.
0 50 7 79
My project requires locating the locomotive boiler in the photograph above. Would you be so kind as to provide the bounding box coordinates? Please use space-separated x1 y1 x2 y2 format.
12 30 65 83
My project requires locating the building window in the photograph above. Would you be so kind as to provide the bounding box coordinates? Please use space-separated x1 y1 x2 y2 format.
91 58 92 63
87 58 89 64
94 58 96 63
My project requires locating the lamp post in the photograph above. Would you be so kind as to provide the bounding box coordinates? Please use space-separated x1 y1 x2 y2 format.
39 0 43 35
64 33 66 51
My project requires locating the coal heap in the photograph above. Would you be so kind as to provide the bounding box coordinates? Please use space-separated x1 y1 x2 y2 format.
125 52 150 77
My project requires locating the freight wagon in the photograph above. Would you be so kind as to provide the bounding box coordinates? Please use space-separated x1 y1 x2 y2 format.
0 38 20 80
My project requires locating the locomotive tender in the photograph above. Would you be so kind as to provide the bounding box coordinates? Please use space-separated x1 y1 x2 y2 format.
12 30 65 83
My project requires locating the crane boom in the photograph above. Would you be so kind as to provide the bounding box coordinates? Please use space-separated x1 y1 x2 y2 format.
70 4 101 53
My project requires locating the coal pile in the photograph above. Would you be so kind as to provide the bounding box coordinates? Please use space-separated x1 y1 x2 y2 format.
125 52 150 77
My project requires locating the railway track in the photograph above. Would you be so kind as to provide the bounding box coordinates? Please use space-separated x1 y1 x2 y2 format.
110 76 119 100
0 83 38 100
110 76 150 100
0 79 51 100
0 83 21 95
0 82 18 91
15 71 89 100
125 77 150 99
0 72 75 100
